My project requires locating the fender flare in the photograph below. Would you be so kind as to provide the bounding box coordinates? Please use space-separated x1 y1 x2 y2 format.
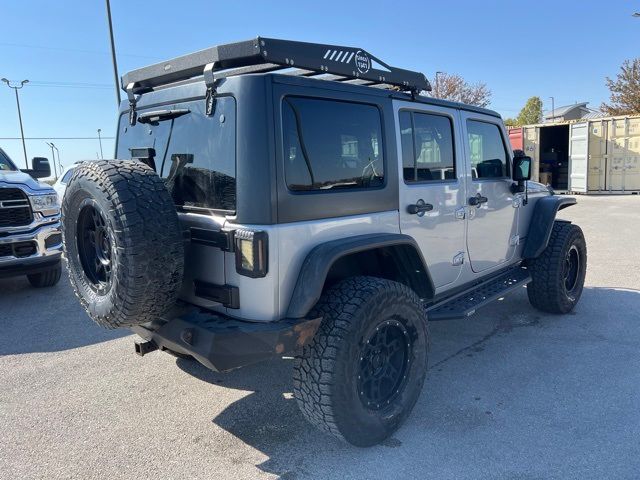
523 196 577 259
285 233 434 319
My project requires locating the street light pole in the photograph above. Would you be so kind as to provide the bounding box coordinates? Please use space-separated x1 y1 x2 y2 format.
51 144 61 173
1 78 29 168
549 96 555 123
97 129 104 159
45 142 59 180
105 0 121 107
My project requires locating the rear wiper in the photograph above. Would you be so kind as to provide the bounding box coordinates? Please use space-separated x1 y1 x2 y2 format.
137 109 190 124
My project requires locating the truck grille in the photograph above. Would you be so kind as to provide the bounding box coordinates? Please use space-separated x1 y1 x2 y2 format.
0 241 37 258
0 188 33 228
0 242 38 258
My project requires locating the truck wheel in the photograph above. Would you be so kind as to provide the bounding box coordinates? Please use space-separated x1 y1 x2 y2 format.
293 276 428 447
62 160 184 329
527 221 587 314
27 262 62 287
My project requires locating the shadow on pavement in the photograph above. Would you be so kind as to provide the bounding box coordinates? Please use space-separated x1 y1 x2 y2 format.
0 274 128 355
176 286 640 479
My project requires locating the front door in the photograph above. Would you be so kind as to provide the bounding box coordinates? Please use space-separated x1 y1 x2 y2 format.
461 113 518 273
396 103 466 289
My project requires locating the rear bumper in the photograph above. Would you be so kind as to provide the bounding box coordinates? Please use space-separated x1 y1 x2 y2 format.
131 307 321 372
0 219 63 278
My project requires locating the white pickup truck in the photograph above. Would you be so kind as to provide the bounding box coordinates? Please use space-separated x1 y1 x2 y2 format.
0 147 62 287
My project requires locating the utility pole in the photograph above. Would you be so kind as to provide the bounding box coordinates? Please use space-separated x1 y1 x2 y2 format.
97 129 104 159
45 142 59 179
105 0 121 107
549 96 555 123
1 78 29 168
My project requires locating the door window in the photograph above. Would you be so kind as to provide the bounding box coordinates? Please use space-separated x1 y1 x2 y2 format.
466 120 510 179
400 111 455 182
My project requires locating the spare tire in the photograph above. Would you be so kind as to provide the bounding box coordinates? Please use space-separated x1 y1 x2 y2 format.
62 160 184 329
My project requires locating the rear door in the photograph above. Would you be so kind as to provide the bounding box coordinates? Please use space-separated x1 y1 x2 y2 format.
461 113 518 274
396 102 466 289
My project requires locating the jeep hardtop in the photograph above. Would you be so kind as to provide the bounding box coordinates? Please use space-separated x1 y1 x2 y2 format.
62 37 586 446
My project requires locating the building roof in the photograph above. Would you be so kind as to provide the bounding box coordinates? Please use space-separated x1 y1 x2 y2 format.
581 110 607 120
544 102 589 119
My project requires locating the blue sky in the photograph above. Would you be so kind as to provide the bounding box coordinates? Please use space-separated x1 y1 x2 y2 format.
1 0 639 169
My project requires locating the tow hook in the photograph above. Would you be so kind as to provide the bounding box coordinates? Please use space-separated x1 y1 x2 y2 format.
134 340 158 357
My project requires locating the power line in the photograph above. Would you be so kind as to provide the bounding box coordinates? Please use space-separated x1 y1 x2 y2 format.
0 41 159 60
26 81 112 90
0 136 114 140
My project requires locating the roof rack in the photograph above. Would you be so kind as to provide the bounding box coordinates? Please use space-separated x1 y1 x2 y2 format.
121 37 431 124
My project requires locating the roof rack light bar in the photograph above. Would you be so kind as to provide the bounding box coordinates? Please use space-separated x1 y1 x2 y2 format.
121 37 431 94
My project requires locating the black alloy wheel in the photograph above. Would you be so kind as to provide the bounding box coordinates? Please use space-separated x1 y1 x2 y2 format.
357 319 412 410
563 245 580 297
76 201 113 294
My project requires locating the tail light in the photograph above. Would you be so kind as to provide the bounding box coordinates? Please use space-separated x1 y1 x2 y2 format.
234 229 268 278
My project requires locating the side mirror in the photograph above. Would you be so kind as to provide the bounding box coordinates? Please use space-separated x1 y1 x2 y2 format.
513 155 532 182
23 157 51 179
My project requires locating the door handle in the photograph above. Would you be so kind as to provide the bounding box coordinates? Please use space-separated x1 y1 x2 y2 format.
407 199 434 216
469 193 488 207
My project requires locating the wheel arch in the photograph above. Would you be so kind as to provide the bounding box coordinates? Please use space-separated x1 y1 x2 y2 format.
285 233 435 319
523 195 577 259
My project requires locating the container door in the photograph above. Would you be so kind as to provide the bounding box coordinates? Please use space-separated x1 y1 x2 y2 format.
588 120 607 191
623 117 640 191
461 112 518 274
608 118 627 191
523 126 540 182
395 103 466 289
569 122 589 192
607 117 640 192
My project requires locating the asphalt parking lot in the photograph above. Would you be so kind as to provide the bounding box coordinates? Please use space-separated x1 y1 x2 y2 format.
1 195 639 480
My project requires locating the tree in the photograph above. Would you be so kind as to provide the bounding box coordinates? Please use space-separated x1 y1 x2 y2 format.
601 58 640 115
516 96 543 125
502 97 542 126
431 72 492 108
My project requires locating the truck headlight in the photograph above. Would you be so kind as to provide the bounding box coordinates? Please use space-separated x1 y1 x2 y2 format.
29 193 60 215
234 229 268 278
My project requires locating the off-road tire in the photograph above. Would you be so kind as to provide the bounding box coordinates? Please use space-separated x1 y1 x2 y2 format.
293 276 429 447
27 262 62 287
62 160 184 329
527 221 587 314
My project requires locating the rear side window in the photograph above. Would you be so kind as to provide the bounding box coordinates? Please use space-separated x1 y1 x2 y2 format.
400 111 455 182
283 97 384 192
466 120 510 179
61 168 74 184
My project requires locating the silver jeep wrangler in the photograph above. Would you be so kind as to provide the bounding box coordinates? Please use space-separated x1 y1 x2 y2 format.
62 38 586 447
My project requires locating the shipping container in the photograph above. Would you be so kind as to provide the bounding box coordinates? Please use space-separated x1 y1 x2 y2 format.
510 115 640 194
569 116 640 193
508 127 523 152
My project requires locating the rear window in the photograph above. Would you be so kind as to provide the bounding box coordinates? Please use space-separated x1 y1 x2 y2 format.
116 97 236 212
283 97 384 192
